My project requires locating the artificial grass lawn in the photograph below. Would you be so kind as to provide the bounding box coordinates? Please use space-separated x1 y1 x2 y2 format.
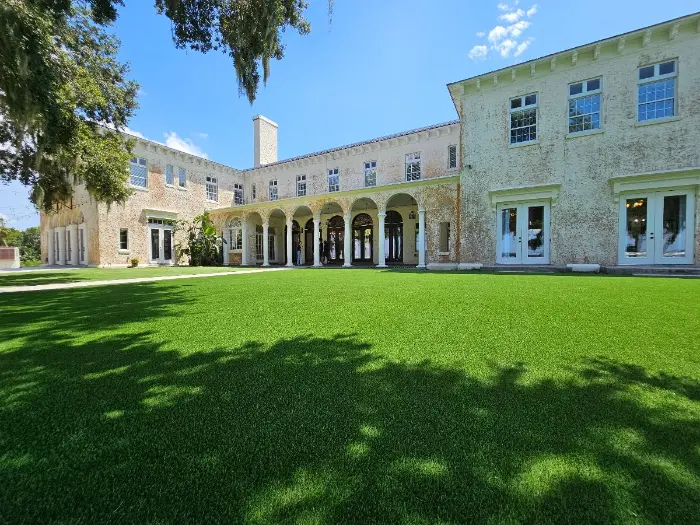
1 270 699 524
0 265 242 287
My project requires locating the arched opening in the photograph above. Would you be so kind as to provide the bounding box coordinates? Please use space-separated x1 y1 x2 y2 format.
352 213 373 263
284 220 301 265
304 218 320 263
326 215 345 264
384 210 403 263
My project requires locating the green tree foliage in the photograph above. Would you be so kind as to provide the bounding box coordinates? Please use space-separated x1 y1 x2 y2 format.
175 211 223 267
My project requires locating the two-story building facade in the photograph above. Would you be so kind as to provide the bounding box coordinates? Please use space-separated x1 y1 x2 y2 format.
40 12 700 271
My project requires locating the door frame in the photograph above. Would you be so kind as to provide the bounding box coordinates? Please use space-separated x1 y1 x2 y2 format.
496 200 550 265
148 225 174 265
617 188 695 265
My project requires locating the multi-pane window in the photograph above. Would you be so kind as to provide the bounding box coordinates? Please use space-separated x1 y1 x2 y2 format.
178 167 186 188
229 228 242 250
440 222 451 252
252 183 256 200
405 152 421 181
269 180 278 201
568 78 602 134
448 145 458 169
509 93 538 144
297 175 306 197
129 157 147 187
364 161 377 187
119 228 129 250
234 183 244 205
328 168 340 192
638 60 676 122
205 176 218 202
165 164 174 185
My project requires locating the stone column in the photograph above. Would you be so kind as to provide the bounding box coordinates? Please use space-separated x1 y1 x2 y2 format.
377 211 387 268
313 215 321 267
47 228 55 265
262 221 270 267
418 208 426 269
286 219 294 267
343 212 352 268
56 226 66 265
68 224 78 265
241 221 248 266
223 229 230 265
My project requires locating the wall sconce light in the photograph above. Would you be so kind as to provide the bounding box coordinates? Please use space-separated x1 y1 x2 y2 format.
408 211 416 220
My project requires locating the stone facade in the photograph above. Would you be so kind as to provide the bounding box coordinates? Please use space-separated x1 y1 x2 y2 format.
40 13 700 270
450 14 700 266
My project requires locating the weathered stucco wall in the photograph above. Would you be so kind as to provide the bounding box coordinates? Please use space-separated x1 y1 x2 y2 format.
96 140 243 266
458 24 700 265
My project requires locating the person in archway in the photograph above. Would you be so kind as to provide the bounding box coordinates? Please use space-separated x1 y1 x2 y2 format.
323 239 330 265
296 242 302 266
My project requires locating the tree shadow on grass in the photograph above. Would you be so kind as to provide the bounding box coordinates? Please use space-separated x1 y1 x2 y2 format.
1 329 699 522
0 271 94 287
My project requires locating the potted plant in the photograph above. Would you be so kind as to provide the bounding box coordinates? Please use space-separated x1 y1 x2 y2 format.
130 257 139 267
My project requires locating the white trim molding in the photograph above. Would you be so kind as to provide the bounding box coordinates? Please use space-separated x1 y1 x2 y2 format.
488 183 561 209
609 167 700 202
143 209 179 220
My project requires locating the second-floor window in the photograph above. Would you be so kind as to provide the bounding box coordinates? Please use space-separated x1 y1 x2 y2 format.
178 167 186 188
569 78 602 134
269 179 278 201
448 145 458 169
638 60 676 122
328 168 339 192
510 93 537 144
364 161 377 187
405 152 421 181
165 164 174 185
129 157 147 187
206 176 218 202
234 183 244 205
297 175 306 197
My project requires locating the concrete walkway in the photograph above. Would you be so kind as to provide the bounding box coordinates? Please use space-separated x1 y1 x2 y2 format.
0 267 291 294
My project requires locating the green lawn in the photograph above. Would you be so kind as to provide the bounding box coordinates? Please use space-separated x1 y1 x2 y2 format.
0 265 243 287
1 270 699 524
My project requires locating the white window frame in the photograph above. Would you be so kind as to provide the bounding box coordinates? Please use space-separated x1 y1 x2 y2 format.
229 228 243 251
447 145 458 170
165 164 174 186
568 78 602 135
405 152 421 182
364 161 377 187
637 60 677 123
234 183 244 205
205 176 218 202
297 174 307 197
328 168 340 192
509 93 538 145
269 179 278 201
119 228 129 250
129 157 148 188
178 167 186 188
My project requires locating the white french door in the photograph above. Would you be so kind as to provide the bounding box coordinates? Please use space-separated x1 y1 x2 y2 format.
149 226 174 265
618 189 695 265
497 201 550 264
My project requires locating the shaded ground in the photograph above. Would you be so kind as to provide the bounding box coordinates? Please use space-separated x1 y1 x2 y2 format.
1 271 699 524
0 265 243 287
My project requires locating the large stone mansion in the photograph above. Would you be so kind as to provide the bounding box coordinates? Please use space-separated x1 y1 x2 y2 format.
41 13 700 270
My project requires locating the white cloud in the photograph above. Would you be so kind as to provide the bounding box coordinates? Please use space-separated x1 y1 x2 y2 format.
514 38 533 56
500 9 525 23
164 132 208 159
194 132 209 140
468 45 489 60
470 3 537 60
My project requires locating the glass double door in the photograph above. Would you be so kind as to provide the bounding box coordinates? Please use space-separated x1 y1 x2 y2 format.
149 226 173 264
497 202 550 264
619 190 695 265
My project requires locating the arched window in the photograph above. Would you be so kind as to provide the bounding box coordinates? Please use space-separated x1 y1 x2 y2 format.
385 210 403 263
227 218 243 250
327 215 345 262
352 213 373 262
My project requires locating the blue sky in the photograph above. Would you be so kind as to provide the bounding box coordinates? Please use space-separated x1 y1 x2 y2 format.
2 0 697 230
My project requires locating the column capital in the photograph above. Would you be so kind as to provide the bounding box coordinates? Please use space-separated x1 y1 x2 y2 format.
418 208 426 214
67 223 78 231
286 218 293 226
56 225 66 231
377 210 386 218
262 220 270 228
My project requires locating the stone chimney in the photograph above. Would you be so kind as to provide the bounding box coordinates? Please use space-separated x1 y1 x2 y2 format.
253 115 278 168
